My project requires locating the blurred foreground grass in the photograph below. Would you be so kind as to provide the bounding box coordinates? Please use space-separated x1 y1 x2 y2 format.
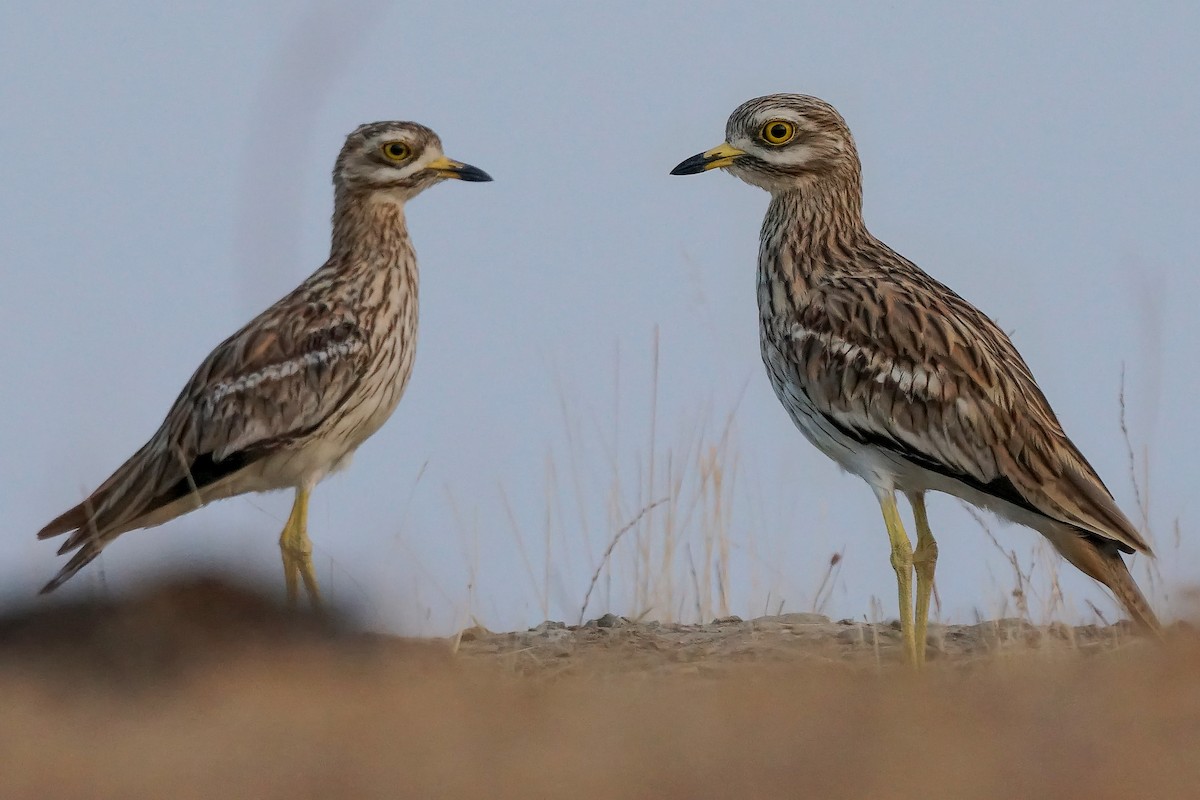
0 578 1196 799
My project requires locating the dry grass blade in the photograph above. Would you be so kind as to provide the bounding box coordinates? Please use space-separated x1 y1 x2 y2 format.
962 503 1032 621
811 549 844 615
578 498 668 625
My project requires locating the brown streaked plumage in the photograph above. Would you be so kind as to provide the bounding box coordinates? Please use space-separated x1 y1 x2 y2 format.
38 121 491 604
672 94 1158 664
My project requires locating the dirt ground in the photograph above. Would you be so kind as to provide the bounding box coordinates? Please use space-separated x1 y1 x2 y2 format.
1 577 1196 799
453 609 1151 675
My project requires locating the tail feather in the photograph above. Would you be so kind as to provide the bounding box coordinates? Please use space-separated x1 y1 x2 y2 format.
37 503 90 540
1062 463 1154 556
36 440 170 591
1044 524 1161 634
37 437 250 591
57 523 102 556
39 541 104 595
52 477 162 557
1098 551 1161 635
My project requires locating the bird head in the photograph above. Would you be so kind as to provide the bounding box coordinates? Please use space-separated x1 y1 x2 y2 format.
670 94 860 194
333 121 491 201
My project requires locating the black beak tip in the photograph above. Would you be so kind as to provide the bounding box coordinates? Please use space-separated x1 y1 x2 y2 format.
670 153 711 176
456 164 493 182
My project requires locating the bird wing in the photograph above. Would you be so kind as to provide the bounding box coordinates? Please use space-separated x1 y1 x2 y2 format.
46 284 372 541
777 263 1150 555
178 310 369 464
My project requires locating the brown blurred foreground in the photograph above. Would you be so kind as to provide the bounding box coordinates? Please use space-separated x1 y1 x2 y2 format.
1 579 1197 799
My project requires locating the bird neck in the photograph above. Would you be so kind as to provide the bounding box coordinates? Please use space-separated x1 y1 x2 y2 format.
760 173 870 287
330 189 414 268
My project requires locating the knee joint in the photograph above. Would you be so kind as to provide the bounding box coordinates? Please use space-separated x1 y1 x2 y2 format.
913 540 939 566
281 540 313 558
890 544 913 573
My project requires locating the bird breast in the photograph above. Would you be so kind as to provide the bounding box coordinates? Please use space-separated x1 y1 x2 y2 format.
333 266 419 453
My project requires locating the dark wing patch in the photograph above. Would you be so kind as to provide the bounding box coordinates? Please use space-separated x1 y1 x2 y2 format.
149 450 254 510
818 410 1134 555
818 410 1039 516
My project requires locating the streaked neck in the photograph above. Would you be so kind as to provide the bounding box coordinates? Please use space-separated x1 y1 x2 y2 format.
760 173 870 285
330 189 412 266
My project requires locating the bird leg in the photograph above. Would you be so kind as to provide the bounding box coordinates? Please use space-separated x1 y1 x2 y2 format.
278 487 322 610
905 491 939 667
876 490 917 666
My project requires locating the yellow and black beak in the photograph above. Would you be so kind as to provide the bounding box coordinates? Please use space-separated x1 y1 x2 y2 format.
670 143 747 175
426 155 493 182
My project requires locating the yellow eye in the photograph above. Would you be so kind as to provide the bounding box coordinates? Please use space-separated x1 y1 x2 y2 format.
760 120 796 145
381 142 411 161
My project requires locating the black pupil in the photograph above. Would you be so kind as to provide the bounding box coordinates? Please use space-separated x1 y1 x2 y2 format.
388 145 404 157
770 124 787 140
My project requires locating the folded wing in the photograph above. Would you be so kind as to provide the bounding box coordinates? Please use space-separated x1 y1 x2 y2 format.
39 298 371 559
781 267 1149 556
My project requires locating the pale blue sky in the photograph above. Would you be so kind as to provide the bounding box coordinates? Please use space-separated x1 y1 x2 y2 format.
2 2 1197 633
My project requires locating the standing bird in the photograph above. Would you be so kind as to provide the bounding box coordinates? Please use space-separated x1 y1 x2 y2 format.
670 94 1158 664
38 122 491 606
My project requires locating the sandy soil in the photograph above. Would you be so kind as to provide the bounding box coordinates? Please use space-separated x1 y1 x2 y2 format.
0 578 1195 799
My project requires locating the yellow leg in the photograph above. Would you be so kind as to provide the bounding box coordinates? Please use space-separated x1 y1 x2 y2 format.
876 490 917 666
278 487 322 610
905 491 939 667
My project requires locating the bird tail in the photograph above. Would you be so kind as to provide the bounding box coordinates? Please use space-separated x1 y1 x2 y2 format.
1097 551 1161 635
1046 526 1161 634
36 438 167 592
37 501 92 542
39 541 104 595
37 497 110 595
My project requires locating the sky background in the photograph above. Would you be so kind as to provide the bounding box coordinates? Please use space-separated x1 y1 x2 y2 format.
1 1 1197 634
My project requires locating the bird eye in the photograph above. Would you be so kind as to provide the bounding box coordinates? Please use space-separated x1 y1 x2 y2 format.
381 142 411 161
760 120 796 145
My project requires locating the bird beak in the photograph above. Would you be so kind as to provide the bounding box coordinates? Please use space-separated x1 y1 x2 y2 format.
670 143 747 175
426 155 493 182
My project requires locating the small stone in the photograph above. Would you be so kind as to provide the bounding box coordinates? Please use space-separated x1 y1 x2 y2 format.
530 620 565 633
457 625 489 642
531 627 571 643
837 626 866 644
595 613 626 629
